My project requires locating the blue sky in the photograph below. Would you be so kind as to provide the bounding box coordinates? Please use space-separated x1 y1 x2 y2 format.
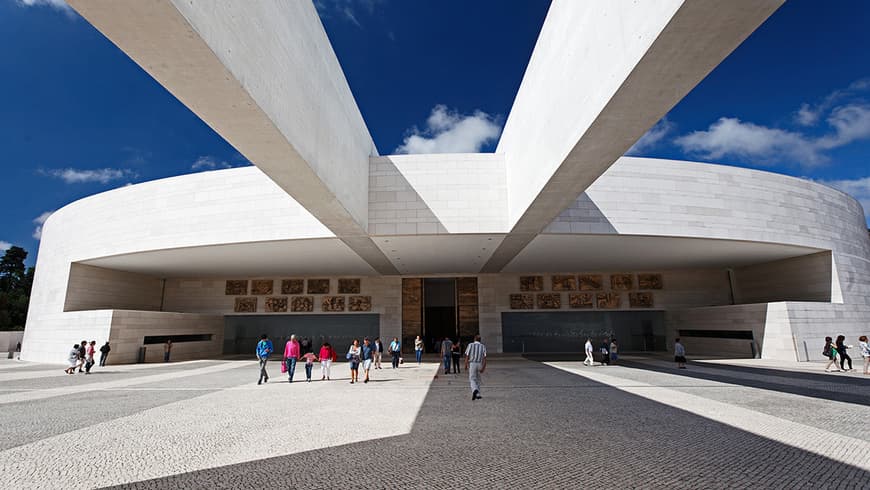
1 0 869 265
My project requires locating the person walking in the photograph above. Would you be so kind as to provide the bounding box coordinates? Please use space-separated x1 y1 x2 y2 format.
77 340 87 372
858 335 870 375
441 337 453 375
65 344 79 375
674 338 687 369
823 336 840 372
610 338 619 364
389 337 401 369
284 334 301 383
465 335 487 401
415 335 424 365
348 339 362 384
319 342 335 380
84 340 96 374
99 341 111 367
163 339 172 363
373 337 383 369
600 339 611 366
451 339 462 374
836 335 853 372
361 338 374 383
583 338 594 366
301 350 318 382
256 334 273 385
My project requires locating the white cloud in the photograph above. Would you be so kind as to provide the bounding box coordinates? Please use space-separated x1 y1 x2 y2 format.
817 176 870 222
41 167 136 184
794 78 870 127
0 241 12 251
395 105 502 154
16 0 74 16
32 211 54 241
626 117 674 156
314 0 379 27
191 156 232 171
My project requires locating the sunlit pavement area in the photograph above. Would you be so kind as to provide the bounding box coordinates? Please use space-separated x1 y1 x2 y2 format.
0 355 868 489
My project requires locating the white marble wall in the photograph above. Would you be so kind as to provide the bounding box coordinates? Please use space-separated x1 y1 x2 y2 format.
64 264 163 312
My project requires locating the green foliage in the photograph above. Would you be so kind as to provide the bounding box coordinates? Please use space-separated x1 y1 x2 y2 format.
0 246 34 331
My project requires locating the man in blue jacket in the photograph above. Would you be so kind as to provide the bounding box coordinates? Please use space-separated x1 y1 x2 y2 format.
256 334 274 385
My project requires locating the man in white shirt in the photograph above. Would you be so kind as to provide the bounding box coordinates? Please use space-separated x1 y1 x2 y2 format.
583 338 594 366
464 335 486 401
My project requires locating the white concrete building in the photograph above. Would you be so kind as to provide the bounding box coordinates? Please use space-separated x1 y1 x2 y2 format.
22 0 870 364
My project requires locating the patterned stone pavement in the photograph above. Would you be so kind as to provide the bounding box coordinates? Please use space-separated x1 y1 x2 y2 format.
0 355 868 489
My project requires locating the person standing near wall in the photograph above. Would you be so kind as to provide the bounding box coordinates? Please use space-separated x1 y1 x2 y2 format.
600 339 611 366
284 334 301 383
823 336 840 372
99 341 111 367
389 337 401 369
465 335 486 401
836 335 853 372
414 335 424 365
319 342 334 380
858 335 870 375
610 339 619 364
441 337 453 375
256 334 273 385
674 338 687 369
583 338 594 366
163 340 172 363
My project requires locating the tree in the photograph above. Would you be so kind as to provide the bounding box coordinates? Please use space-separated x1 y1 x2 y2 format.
0 246 34 330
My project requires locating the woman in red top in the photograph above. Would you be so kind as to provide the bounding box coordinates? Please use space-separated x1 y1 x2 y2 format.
319 342 336 381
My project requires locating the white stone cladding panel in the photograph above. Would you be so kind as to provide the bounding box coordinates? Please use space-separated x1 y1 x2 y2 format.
368 154 508 234
109 311 224 364
0 332 25 353
64 264 164 312
733 252 834 304
20 310 113 364
665 304 768 359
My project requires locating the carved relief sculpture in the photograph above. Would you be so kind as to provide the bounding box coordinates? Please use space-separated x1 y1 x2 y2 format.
629 292 654 308
265 296 288 312
610 274 633 291
234 297 257 313
578 274 603 291
291 296 314 312
509 293 535 309
307 279 330 294
225 280 248 295
322 296 346 312
338 278 361 294
638 273 663 290
552 275 577 291
537 293 561 309
281 279 304 295
251 279 274 295
348 295 372 312
569 292 594 308
519 276 543 291
596 292 621 309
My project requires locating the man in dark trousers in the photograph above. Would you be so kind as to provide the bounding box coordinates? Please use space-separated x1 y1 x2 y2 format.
99 341 111 366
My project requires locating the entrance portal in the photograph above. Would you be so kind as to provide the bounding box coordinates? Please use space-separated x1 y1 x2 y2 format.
423 278 456 352
401 277 479 353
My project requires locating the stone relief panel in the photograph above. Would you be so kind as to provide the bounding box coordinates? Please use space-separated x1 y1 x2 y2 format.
264 296 288 312
338 278 361 294
321 296 346 312
509 293 535 310
307 279 330 294
638 273 663 290
610 274 633 291
281 279 304 295
251 279 274 295
629 292 654 308
519 276 543 292
225 280 248 295
578 274 604 291
291 296 314 312
569 292 594 308
537 293 561 309
234 297 257 313
596 292 621 309
348 295 372 312
552 275 577 291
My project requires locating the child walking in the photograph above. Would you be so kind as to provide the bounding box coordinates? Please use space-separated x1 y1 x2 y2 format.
301 350 318 382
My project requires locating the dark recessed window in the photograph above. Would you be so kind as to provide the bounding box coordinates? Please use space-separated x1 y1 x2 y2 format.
143 334 213 344
678 330 753 340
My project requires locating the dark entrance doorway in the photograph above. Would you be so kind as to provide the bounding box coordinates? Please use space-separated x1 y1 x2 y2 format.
423 278 456 352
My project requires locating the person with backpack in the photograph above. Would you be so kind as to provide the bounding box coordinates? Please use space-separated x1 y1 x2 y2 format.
823 336 840 372
256 334 273 385
99 341 111 367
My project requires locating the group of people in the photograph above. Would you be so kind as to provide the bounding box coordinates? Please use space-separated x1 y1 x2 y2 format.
64 340 110 374
582 338 619 367
254 334 403 385
254 333 490 401
823 335 870 374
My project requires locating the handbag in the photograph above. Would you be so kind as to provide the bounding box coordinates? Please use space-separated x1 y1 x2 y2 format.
280 360 287 373
346 352 353 360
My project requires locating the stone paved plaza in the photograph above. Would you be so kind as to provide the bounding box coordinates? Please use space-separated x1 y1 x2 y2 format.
1 355 868 489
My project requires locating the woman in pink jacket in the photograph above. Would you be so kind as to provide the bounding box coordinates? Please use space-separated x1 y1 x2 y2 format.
283 334 301 383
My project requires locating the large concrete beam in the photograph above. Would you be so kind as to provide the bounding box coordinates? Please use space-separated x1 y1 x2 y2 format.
67 0 397 274
484 0 784 272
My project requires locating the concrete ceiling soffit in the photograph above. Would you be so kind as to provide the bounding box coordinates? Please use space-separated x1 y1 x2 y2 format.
483 0 785 273
66 0 397 274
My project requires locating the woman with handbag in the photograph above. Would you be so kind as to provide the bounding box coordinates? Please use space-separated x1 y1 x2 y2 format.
347 339 361 384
